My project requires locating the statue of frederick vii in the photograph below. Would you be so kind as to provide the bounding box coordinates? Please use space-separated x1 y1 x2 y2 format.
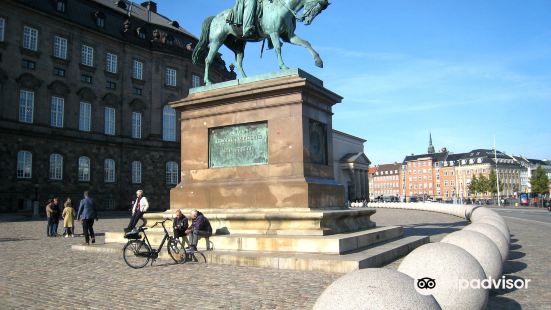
192 0 330 84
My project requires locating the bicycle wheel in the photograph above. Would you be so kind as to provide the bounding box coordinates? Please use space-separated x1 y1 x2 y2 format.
123 240 151 269
167 237 187 264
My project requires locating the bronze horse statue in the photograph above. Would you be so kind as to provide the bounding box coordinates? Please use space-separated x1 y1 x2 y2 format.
192 0 330 84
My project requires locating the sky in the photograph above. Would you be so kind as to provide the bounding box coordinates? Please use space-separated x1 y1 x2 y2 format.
158 0 551 164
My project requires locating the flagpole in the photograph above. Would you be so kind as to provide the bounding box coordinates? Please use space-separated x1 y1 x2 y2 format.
494 136 501 207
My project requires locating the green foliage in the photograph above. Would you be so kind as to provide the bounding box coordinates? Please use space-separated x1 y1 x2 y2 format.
530 166 550 195
468 175 479 194
469 173 490 195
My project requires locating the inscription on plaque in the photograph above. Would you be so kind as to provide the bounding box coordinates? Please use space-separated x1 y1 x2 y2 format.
209 122 268 168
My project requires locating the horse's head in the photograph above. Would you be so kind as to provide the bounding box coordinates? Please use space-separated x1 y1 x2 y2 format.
301 0 330 25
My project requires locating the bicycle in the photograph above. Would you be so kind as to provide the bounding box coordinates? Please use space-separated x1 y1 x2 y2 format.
122 219 187 269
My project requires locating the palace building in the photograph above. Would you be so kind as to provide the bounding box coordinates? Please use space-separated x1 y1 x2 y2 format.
0 0 234 212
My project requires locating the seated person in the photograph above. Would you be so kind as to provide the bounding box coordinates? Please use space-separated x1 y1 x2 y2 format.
185 210 212 251
173 209 189 245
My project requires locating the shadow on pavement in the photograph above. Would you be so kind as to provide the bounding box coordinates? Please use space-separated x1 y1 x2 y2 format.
402 221 467 237
510 244 522 251
503 261 527 274
0 237 39 242
508 251 525 260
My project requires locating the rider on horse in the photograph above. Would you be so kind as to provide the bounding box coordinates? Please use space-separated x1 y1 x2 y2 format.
227 0 259 39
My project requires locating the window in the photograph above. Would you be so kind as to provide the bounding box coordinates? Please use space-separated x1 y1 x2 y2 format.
53 67 66 77
132 161 142 184
53 36 67 59
191 74 201 88
0 17 5 42
104 159 115 183
104 107 115 135
81 44 94 66
165 68 177 86
17 151 32 178
133 87 142 95
106 53 117 73
94 12 105 28
55 0 66 12
81 74 92 84
131 112 142 139
79 101 91 131
132 60 143 80
166 161 178 185
23 26 38 51
19 90 34 123
78 156 90 181
22 59 36 70
106 81 116 90
163 105 176 141
49 153 63 180
50 96 64 128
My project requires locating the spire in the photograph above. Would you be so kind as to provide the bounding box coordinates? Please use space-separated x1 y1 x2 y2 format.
427 132 435 154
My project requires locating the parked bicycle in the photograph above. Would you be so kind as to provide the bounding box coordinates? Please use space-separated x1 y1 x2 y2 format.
122 219 186 268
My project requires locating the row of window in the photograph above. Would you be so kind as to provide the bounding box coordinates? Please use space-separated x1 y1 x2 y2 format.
406 169 433 175
18 91 177 141
16 151 179 185
8 21 197 87
373 175 399 180
374 170 399 175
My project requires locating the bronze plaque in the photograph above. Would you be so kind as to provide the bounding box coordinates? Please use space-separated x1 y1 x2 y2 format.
209 122 268 168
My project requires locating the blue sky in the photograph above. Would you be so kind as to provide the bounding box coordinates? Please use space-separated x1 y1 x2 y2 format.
160 0 551 164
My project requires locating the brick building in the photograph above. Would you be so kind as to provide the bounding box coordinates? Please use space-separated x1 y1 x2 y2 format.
0 0 234 212
370 163 400 201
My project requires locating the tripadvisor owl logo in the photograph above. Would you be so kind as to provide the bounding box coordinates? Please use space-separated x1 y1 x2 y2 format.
415 277 436 295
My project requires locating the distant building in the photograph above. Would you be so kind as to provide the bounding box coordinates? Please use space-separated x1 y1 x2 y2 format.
400 151 447 201
332 130 370 202
370 163 401 201
0 0 234 212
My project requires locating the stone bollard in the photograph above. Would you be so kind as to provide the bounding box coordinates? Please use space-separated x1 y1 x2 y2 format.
441 230 503 280
469 207 501 222
473 216 510 243
463 223 509 263
313 268 441 310
398 243 488 310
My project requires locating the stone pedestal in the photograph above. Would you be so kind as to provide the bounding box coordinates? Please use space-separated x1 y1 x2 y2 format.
170 69 345 211
168 69 377 235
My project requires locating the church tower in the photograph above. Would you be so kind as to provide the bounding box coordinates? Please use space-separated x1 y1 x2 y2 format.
427 132 435 154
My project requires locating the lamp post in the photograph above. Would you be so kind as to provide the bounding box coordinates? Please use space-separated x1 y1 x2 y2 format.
32 184 39 219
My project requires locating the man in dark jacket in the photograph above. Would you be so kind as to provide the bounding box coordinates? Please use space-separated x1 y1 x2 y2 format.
76 191 98 245
173 209 189 245
185 210 212 251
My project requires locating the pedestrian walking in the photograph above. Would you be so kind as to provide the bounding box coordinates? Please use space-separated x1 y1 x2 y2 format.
76 191 98 245
62 198 75 237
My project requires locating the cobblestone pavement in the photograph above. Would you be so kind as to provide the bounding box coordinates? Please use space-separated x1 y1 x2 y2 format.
0 209 548 309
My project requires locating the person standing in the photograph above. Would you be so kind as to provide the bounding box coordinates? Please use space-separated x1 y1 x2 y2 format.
126 190 149 233
46 198 60 237
45 198 54 237
62 198 75 237
227 0 258 38
76 191 98 245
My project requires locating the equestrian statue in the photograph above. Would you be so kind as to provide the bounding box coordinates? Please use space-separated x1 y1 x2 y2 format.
192 0 330 85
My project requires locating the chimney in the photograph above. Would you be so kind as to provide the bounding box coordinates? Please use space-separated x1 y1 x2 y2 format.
141 1 157 13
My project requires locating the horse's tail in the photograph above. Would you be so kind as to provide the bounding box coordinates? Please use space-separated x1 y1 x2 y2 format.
192 16 215 65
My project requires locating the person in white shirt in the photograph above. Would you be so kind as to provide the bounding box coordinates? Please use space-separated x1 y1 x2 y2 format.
126 189 149 232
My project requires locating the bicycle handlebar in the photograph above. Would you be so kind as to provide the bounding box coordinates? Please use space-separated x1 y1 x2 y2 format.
151 219 170 229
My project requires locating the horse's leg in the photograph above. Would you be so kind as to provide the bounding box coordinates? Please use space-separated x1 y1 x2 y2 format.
234 42 247 78
288 34 323 68
204 40 223 85
269 33 289 70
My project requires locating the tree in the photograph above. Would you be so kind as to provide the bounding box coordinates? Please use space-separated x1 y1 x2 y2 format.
530 166 550 196
478 174 490 195
468 175 479 196
488 169 503 197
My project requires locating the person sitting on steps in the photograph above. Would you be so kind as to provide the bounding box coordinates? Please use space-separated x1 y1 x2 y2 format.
173 209 189 246
185 210 212 252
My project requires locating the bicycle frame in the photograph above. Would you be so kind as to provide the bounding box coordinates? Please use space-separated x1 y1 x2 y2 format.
140 220 172 258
